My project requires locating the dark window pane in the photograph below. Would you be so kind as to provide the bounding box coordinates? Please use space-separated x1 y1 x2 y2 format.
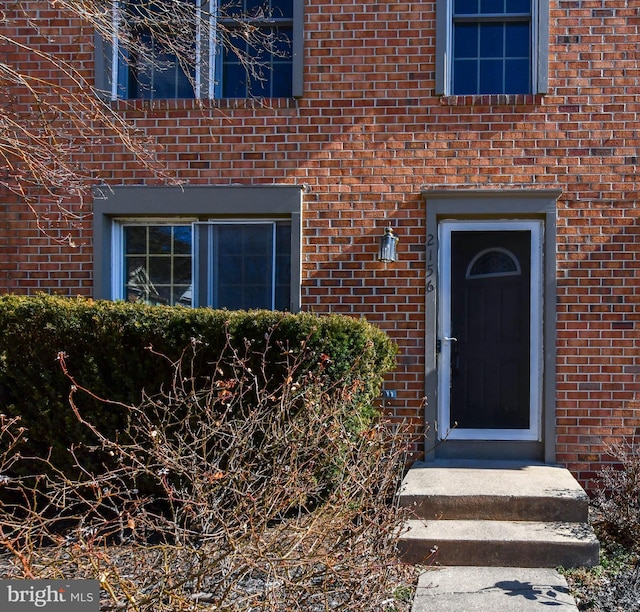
216 225 236 246
176 67 195 98
154 287 172 306
453 59 478 94
454 23 478 58
275 223 291 309
506 0 530 12
125 227 147 254
243 285 272 309
222 0 243 18
217 255 241 285
173 226 192 254
197 221 290 310
479 59 504 93
131 34 155 99
273 28 293 55
223 25 292 97
454 0 479 14
148 227 173 254
221 288 243 310
223 34 244 63
480 24 504 58
173 257 192 285
275 255 290 285
271 28 293 60
242 225 271 251
148 256 172 283
276 223 291 253
506 22 531 57
274 287 288 311
480 0 504 13
271 66 292 97
222 61 248 97
250 71 271 97
152 67 177 99
271 0 293 18
245 0 265 15
245 256 271 284
455 20 531 94
505 59 530 93
212 224 274 309
126 269 164 304
124 14 195 100
119 0 294 100
232 0 294 18
271 29 293 96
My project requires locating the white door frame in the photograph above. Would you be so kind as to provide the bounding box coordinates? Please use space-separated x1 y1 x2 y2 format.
437 219 544 441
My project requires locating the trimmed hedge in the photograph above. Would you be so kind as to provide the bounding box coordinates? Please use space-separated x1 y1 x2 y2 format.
0 294 397 476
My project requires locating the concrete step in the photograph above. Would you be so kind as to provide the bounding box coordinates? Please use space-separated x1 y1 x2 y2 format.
399 519 600 568
398 461 589 522
397 461 599 569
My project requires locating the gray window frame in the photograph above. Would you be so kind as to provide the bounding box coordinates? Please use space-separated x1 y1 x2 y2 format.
435 0 549 96
93 185 303 312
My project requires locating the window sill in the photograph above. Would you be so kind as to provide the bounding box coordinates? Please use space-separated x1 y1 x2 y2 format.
439 94 544 107
109 97 299 112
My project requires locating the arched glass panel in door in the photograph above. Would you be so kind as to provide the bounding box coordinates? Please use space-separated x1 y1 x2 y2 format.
466 247 521 279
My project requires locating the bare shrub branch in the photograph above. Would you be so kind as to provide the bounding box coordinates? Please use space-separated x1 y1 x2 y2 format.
592 438 640 553
0 336 416 610
2 1 290 238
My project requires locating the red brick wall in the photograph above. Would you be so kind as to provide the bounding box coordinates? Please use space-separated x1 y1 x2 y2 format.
1 2 93 295
2 1 640 486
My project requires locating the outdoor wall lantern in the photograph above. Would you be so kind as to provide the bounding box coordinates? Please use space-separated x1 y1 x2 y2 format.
378 225 399 263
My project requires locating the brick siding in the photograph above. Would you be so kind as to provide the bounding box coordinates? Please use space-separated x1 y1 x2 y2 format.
2 0 639 487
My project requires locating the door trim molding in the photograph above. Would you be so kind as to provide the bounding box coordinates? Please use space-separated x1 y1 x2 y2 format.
422 189 560 463
437 220 543 441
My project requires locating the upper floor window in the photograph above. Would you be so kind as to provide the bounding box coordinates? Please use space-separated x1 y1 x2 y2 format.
436 0 549 96
96 0 303 100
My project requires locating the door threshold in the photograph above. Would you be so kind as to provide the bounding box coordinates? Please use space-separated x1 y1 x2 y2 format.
430 439 544 462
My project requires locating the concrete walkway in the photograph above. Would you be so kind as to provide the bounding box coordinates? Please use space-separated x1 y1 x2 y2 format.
412 566 579 611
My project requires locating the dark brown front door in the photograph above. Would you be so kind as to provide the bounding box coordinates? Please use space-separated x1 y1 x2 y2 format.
449 230 531 431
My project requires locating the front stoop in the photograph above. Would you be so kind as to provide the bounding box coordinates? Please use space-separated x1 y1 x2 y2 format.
397 461 600 568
